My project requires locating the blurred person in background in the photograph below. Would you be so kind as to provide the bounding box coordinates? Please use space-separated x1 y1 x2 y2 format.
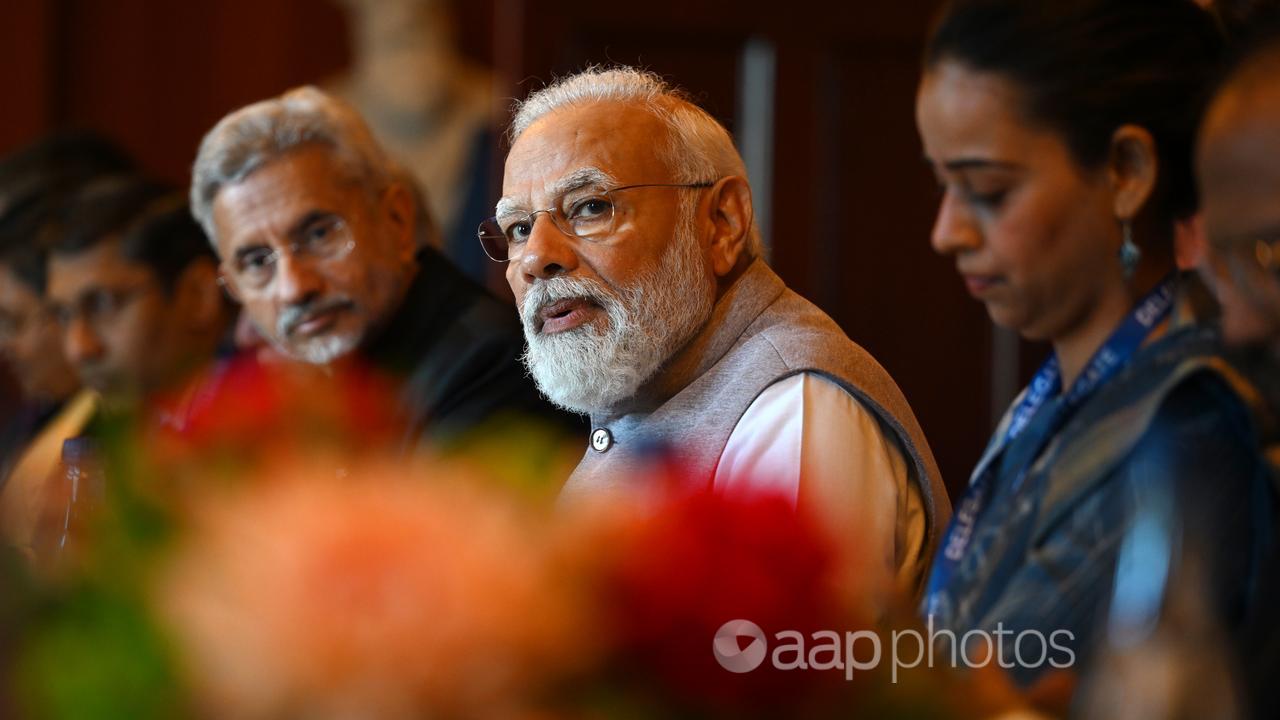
192 86 575 449
917 0 1275 688
34 180 237 567
494 66 950 597
1197 14 1280 715
0 132 133 557
0 210 81 469
1198 13 1280 369
46 177 233 412
230 161 434 366
0 207 96 558
328 0 496 281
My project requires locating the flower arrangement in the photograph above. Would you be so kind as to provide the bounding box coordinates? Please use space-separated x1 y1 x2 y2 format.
1 358 1067 719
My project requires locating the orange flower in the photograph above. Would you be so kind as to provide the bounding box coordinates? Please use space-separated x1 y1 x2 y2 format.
156 458 590 719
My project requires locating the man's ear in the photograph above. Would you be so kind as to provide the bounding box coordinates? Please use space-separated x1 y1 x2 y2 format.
382 181 417 263
174 257 225 328
1108 124 1159 223
705 175 754 277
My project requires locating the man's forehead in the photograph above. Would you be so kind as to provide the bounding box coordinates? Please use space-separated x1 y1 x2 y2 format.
496 166 618 214
501 101 672 199
222 164 326 208
48 237 149 295
1198 90 1280 243
213 165 347 252
1207 81 1280 144
1201 92 1280 199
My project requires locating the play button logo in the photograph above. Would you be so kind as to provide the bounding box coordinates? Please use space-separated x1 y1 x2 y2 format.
713 619 768 673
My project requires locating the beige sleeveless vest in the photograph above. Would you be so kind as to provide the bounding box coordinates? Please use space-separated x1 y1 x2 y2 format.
564 260 951 578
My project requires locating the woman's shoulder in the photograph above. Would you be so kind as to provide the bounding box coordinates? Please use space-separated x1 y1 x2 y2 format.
1144 361 1258 439
1033 326 1263 518
1121 366 1263 498
1131 323 1266 441
1086 322 1257 434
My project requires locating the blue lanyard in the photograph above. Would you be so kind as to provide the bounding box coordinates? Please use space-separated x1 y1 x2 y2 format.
924 275 1178 615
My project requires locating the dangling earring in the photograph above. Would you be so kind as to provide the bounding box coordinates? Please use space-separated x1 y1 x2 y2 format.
1119 219 1141 279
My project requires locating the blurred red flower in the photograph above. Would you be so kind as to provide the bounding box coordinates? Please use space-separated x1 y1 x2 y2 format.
596 471 858 716
146 355 404 475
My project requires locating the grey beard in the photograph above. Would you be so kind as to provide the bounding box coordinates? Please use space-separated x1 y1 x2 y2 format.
519 224 715 415
289 334 359 365
273 297 361 365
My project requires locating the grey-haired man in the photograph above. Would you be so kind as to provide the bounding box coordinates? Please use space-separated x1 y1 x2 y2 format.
490 67 951 594
192 86 575 446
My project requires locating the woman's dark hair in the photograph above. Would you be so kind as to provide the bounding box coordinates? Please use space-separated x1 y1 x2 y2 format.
925 0 1225 225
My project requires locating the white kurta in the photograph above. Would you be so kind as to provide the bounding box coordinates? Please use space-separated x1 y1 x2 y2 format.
714 372 928 592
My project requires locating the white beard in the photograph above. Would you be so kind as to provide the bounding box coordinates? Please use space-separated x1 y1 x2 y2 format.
268 298 363 365
519 217 715 415
289 333 360 365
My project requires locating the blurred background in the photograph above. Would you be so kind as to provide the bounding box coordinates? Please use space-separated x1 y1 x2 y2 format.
0 0 1037 496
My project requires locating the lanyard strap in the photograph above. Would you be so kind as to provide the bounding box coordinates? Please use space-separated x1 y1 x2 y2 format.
925 275 1178 615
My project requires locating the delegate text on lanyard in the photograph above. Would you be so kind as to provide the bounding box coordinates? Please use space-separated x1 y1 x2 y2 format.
925 275 1177 615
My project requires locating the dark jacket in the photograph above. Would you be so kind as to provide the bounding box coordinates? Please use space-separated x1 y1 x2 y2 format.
1225 346 1280 718
362 248 580 447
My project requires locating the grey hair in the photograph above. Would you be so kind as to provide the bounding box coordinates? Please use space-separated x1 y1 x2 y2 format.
190 85 394 247
510 66 763 259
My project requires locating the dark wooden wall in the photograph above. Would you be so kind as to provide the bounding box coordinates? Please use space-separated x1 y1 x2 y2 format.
0 0 1004 495
0 0 351 184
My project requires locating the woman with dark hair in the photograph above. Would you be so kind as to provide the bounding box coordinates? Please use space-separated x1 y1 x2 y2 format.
916 0 1275 686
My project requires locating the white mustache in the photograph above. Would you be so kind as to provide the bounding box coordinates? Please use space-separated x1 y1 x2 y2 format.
520 277 617 333
278 297 354 337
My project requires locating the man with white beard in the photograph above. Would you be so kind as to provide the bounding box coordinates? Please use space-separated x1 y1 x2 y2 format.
486 66 951 593
192 86 574 447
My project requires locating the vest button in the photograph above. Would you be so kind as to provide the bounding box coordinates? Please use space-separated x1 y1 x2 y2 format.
590 428 613 453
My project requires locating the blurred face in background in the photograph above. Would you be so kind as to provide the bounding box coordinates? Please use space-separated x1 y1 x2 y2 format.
917 61 1123 343
47 238 183 403
210 145 415 365
1197 70 1280 346
0 263 78 403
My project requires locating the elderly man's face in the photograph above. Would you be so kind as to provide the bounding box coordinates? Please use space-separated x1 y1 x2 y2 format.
1198 76 1280 346
210 146 413 364
501 101 718 413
